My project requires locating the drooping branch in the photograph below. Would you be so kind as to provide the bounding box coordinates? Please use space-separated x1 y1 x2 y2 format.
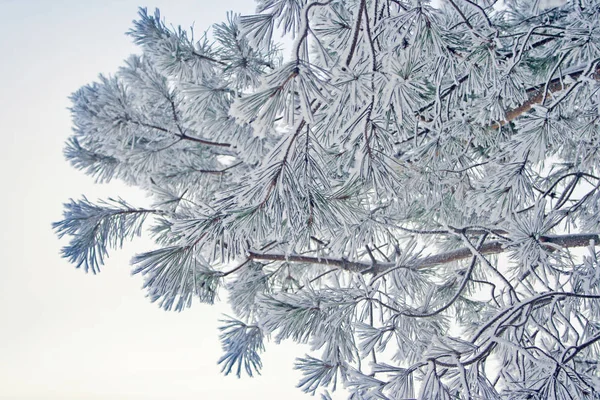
255 102 322 208
294 0 332 63
471 290 600 347
345 0 366 67
419 291 600 369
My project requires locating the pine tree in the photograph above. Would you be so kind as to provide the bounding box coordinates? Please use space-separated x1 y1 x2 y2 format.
55 1 600 398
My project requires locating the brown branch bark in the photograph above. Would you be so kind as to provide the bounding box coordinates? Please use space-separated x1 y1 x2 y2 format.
247 233 600 275
491 63 600 129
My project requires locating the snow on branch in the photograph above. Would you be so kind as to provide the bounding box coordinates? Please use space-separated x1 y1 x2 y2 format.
56 0 600 397
53 197 159 273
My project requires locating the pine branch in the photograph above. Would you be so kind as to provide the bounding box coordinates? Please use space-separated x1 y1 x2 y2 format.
562 333 600 363
218 318 264 377
492 61 600 128
345 0 366 67
191 50 228 66
401 233 488 318
126 118 232 148
132 244 223 310
416 37 560 117
53 197 161 273
57 3 600 395
249 233 600 275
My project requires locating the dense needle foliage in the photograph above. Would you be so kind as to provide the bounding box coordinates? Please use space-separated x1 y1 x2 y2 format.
55 0 600 398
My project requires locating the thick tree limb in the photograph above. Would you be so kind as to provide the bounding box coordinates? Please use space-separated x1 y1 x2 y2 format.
492 62 600 128
248 233 600 275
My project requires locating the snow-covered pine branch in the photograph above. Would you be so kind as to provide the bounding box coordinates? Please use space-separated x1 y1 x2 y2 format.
54 197 159 273
55 0 600 398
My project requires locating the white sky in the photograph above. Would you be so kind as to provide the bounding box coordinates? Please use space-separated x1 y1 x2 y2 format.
0 1 316 399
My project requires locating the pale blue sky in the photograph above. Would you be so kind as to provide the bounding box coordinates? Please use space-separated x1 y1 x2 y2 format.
0 1 314 398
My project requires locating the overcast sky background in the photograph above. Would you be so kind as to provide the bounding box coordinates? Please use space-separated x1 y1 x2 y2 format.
0 1 318 399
